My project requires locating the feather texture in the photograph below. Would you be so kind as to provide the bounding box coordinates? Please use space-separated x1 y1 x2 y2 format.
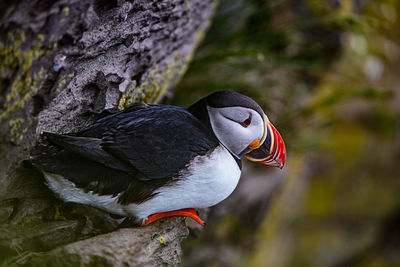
31 104 220 203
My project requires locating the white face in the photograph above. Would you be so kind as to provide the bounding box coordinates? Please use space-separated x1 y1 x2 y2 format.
207 106 265 158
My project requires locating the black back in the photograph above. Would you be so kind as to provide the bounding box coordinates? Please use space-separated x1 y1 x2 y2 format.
31 104 220 204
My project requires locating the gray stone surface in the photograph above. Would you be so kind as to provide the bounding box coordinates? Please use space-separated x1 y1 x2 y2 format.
0 0 216 265
12 217 189 267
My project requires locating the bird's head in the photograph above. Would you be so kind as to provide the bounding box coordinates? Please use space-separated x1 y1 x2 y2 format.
189 91 286 168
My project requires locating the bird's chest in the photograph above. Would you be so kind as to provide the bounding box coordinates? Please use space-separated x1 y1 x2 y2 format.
153 146 242 210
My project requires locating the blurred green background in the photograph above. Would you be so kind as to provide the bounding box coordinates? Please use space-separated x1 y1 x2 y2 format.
173 0 400 266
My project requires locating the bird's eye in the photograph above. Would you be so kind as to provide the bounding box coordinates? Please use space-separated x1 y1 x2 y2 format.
241 117 251 127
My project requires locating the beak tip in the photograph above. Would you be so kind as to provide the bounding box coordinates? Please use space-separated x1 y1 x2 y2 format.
267 122 286 169
279 161 285 169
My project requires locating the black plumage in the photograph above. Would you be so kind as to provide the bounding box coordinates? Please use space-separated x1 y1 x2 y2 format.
205 91 265 119
31 104 220 204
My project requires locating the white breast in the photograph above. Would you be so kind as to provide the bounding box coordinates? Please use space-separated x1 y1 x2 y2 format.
127 145 242 220
43 145 241 222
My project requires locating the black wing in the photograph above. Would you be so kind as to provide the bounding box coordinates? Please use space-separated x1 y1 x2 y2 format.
30 149 169 204
32 104 219 181
99 105 219 180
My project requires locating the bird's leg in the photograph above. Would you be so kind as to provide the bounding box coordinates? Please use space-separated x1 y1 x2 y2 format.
139 208 205 226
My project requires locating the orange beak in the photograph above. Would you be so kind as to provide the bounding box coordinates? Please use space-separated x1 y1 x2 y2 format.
245 120 286 169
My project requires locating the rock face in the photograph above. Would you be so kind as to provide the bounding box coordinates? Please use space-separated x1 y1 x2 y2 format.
14 218 189 266
0 0 216 265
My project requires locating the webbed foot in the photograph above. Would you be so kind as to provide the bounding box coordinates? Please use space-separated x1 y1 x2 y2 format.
139 208 205 226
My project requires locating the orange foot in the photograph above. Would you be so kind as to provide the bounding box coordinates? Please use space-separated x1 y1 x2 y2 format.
139 208 205 226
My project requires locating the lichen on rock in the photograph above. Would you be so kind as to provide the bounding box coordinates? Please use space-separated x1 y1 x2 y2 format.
0 0 217 265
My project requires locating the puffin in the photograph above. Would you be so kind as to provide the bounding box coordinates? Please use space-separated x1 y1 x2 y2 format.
29 91 286 226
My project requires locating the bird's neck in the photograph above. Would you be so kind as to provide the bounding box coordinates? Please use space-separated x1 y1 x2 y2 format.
187 98 217 142
188 98 210 126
